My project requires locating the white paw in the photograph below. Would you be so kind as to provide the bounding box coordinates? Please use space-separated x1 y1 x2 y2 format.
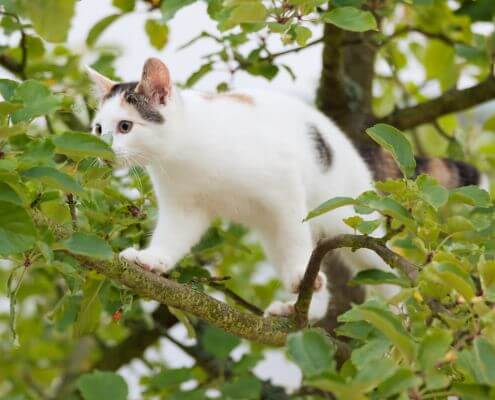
264 301 295 317
308 286 331 321
286 271 327 294
119 247 171 274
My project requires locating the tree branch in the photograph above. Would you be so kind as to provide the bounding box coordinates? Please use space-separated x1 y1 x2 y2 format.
379 78 495 130
79 255 293 346
294 234 418 328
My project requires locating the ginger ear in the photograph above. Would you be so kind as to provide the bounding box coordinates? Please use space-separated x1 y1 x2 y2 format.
137 58 171 105
86 66 116 99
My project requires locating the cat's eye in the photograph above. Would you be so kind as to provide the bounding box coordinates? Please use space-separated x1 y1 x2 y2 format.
94 123 102 136
117 120 133 134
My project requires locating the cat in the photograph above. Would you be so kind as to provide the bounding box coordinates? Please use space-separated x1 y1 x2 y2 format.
87 57 486 321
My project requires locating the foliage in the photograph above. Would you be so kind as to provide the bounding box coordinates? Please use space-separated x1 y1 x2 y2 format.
0 0 495 400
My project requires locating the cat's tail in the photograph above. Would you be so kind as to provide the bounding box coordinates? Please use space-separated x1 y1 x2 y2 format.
361 147 489 189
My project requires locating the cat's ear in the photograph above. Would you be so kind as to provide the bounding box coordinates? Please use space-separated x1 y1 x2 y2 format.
137 58 171 105
86 66 116 98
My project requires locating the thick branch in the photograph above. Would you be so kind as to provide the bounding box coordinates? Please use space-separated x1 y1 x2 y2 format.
80 256 293 346
294 234 418 327
379 78 495 130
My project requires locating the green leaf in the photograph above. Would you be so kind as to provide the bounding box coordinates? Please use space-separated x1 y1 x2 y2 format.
86 14 122 47
364 196 416 230
62 232 113 261
185 63 214 88
295 25 312 46
287 328 336 377
145 19 169 50
11 80 60 123
450 186 491 208
304 196 355 221
22 0 76 42
74 279 104 337
473 337 495 385
149 368 190 390
23 167 83 193
345 303 416 362
418 328 453 370
479 260 495 301
417 174 449 209
220 376 262 400
430 262 476 301
202 325 240 359
53 131 114 161
227 1 267 25
0 79 18 101
113 0 135 12
350 269 410 287
77 371 128 400
351 335 390 366
321 6 377 32
366 124 416 178
161 0 196 21
0 200 36 256
0 182 22 205
376 368 420 398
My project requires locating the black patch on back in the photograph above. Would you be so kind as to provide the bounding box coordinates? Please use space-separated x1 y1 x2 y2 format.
452 159 480 186
414 156 431 177
105 81 164 124
308 124 332 170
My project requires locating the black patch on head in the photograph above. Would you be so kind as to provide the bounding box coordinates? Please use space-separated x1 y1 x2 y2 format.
105 81 164 124
105 81 139 99
308 124 332 170
452 159 480 186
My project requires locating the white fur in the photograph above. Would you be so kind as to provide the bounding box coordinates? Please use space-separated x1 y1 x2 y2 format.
92 86 392 321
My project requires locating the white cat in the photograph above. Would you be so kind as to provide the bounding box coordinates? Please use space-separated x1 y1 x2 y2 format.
87 58 390 321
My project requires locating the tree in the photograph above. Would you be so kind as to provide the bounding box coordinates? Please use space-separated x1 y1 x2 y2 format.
2 0 495 399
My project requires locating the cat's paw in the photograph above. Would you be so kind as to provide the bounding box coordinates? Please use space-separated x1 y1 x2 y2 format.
119 247 171 274
287 271 327 294
264 301 295 317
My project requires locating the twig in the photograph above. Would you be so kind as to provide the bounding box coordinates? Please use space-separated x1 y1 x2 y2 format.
208 281 264 316
66 193 77 231
265 37 323 60
0 11 27 79
379 26 460 47
293 234 418 328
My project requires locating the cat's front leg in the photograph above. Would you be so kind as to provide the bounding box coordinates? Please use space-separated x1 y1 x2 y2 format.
120 205 210 274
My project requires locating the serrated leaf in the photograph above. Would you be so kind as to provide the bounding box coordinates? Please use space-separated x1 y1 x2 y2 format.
417 174 449 209
479 260 495 301
321 6 377 32
220 376 262 400
305 196 355 221
145 19 169 50
202 325 240 359
113 0 135 12
418 328 453 370
287 328 336 377
0 200 36 256
161 0 196 21
0 182 22 205
23 167 83 193
431 262 476 301
11 80 60 123
62 232 113 260
53 131 114 161
86 14 122 47
350 269 410 287
22 0 76 42
77 371 128 400
74 279 104 337
450 185 491 208
366 124 416 178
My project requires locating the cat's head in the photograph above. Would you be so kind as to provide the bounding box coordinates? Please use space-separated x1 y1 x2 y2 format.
87 58 173 166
